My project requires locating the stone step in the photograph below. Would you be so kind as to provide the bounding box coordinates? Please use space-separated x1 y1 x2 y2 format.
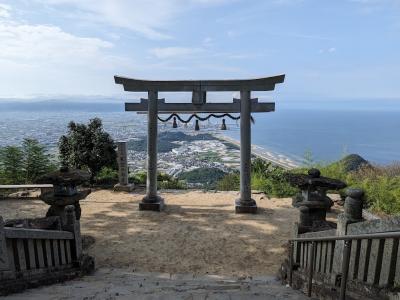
2 268 311 299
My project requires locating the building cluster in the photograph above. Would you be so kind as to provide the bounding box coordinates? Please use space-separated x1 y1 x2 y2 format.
127 139 240 176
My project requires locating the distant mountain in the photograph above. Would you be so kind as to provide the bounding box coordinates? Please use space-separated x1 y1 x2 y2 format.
338 154 371 172
325 154 371 173
0 99 125 112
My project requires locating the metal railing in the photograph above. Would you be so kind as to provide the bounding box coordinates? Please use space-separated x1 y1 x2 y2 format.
288 231 400 300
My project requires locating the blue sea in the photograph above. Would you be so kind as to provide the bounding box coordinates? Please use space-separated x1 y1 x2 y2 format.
0 102 399 165
225 109 400 165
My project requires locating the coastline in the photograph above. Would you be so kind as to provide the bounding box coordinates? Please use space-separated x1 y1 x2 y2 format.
214 134 300 170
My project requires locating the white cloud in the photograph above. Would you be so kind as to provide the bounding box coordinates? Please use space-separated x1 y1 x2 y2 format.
0 6 134 97
0 23 113 65
202 37 213 47
39 0 234 40
149 47 203 59
318 47 336 54
0 3 11 18
40 0 176 40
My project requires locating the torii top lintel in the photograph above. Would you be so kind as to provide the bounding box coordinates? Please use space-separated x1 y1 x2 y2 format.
114 75 285 92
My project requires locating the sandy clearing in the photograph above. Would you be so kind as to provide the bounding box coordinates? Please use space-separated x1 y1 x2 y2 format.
0 189 339 276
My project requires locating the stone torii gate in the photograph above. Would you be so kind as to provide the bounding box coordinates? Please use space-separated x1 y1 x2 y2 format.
114 75 285 213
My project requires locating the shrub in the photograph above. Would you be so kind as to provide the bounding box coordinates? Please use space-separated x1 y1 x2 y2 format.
95 167 118 186
178 167 227 188
129 171 147 184
251 162 298 198
307 154 400 215
216 159 298 197
129 171 186 189
159 179 187 189
347 168 400 215
216 172 240 191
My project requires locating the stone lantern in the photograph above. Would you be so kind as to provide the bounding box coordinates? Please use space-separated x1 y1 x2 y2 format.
38 167 91 222
287 168 347 232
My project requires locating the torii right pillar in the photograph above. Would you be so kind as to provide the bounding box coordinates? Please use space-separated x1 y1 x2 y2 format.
235 90 257 213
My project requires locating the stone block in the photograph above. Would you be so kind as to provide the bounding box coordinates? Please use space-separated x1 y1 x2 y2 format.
347 216 400 235
116 141 129 186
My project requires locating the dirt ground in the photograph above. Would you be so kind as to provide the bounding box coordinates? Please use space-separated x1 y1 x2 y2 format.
0 189 340 276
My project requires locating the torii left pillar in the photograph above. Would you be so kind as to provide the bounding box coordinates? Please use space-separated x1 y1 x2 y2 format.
235 90 257 213
139 90 164 211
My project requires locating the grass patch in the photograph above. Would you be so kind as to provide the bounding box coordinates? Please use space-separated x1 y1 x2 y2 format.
217 154 400 215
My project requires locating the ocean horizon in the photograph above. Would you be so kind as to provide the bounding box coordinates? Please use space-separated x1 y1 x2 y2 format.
1 101 399 166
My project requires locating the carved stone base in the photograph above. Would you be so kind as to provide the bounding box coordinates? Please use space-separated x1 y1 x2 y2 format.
235 198 257 214
139 195 164 211
113 183 135 192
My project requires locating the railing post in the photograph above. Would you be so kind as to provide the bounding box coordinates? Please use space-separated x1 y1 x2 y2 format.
64 205 82 260
289 241 294 286
0 216 10 271
307 241 316 297
340 239 352 300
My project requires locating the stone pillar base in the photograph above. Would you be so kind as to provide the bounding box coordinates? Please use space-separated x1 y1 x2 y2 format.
113 183 135 192
235 198 257 214
139 195 164 211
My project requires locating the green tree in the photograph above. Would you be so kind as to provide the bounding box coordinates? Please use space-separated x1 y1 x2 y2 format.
0 146 24 184
22 138 54 182
59 118 117 181
0 139 56 184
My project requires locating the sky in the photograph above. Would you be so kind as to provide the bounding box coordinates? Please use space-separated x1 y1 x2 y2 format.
0 0 399 104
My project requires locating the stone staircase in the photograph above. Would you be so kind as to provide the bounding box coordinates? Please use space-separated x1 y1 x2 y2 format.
3 268 310 299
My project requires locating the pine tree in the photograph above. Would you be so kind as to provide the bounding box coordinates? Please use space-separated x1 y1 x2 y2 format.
22 138 53 183
0 139 56 184
0 146 24 184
